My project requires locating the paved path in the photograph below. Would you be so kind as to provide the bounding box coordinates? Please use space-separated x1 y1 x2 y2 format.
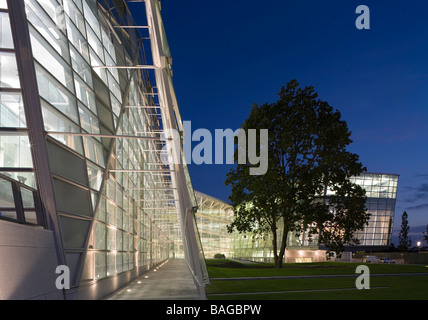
104 259 202 300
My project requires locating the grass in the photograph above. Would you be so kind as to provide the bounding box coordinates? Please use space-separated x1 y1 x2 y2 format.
206 259 428 278
204 259 428 300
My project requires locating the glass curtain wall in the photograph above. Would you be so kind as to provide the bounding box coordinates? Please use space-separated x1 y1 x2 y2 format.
286 173 399 249
0 1 44 226
194 173 399 263
0 3 34 184
351 173 398 246
22 0 173 286
194 191 234 259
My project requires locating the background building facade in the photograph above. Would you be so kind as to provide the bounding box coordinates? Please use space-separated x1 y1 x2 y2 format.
196 173 399 263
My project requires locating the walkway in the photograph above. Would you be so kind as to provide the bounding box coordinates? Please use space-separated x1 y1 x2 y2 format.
104 259 203 300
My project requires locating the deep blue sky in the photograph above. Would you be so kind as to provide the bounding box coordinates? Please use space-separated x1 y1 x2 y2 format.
131 1 428 229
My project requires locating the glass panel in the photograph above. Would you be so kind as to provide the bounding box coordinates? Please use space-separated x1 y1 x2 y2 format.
87 161 103 191
106 226 115 250
0 177 15 220
0 0 7 9
28 0 66 31
102 28 116 63
83 1 101 38
83 136 105 168
110 93 122 117
72 0 83 12
70 45 93 87
0 93 26 128
66 15 90 63
116 252 122 273
36 63 79 124
89 48 107 84
0 134 33 168
108 72 122 103
24 211 38 224
54 178 91 217
94 221 106 250
95 252 106 279
106 199 115 225
25 0 69 60
106 252 115 276
105 52 119 83
30 27 74 92
87 25 104 62
21 187 35 208
60 215 91 248
0 52 20 89
79 103 99 134
42 101 84 155
96 194 106 222
116 208 122 231
64 0 85 36
47 140 88 186
0 12 14 49
95 252 107 279
0 172 36 189
116 229 123 251
74 72 96 112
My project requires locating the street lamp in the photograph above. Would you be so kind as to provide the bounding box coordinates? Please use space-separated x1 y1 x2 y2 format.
417 241 422 253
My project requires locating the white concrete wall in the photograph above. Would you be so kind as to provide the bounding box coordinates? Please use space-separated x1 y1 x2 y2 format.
0 220 63 300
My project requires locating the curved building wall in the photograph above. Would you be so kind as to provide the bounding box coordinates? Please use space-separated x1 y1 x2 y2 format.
0 0 207 300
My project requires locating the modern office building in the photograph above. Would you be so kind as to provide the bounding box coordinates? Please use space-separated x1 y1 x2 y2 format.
0 0 208 300
195 173 399 263
0 0 401 301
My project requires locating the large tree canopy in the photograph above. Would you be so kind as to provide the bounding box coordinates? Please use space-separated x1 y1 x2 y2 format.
226 80 369 267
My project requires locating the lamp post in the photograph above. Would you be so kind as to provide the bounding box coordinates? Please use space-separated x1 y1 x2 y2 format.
417 241 421 253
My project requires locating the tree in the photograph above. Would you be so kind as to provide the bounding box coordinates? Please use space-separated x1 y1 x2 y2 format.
398 211 412 252
225 80 369 268
424 224 428 245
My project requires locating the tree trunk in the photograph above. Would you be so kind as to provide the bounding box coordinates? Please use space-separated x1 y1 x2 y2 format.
272 225 280 268
276 218 289 268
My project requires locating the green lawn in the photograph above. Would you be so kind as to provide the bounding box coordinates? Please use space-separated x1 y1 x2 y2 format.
204 260 428 300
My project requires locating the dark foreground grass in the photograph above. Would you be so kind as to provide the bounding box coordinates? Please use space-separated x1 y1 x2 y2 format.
206 259 428 278
205 260 428 300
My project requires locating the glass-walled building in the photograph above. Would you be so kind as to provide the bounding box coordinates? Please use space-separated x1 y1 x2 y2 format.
195 191 234 259
195 173 399 263
0 0 207 300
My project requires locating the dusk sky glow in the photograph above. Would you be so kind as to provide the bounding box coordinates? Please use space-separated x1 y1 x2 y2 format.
130 0 428 230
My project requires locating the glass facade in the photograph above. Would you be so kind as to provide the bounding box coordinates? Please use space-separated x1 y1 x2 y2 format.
0 173 43 224
288 173 399 248
0 3 37 190
195 191 234 259
351 173 398 246
195 173 399 262
1 0 207 299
